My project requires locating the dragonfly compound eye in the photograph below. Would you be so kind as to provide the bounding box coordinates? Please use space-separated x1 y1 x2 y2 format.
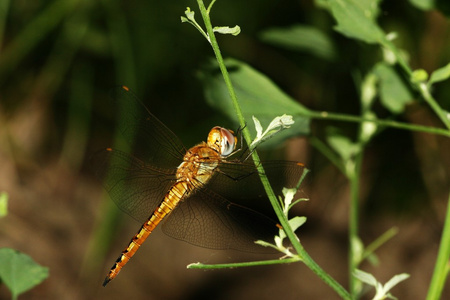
218 127 237 157
207 127 236 157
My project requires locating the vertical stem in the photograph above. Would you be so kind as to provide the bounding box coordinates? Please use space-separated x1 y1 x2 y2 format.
348 152 362 297
418 82 450 130
426 192 450 300
196 1 351 299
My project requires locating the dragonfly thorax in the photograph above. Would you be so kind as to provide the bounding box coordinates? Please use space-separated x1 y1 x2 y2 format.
176 142 222 186
175 127 237 186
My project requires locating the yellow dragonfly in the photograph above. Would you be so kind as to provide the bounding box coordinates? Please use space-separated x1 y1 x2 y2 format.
95 86 305 286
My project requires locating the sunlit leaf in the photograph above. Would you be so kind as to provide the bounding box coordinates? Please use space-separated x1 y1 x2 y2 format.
254 240 277 249
288 216 307 232
325 0 385 44
282 187 296 214
198 59 311 148
354 269 378 287
213 26 241 36
428 63 450 86
260 25 336 60
0 248 49 299
181 7 209 42
409 0 434 10
383 273 410 294
252 116 263 138
250 115 294 149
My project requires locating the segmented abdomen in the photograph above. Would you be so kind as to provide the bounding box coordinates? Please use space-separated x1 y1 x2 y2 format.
102 181 192 286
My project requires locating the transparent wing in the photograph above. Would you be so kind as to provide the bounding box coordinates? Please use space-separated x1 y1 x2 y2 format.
112 86 186 169
95 86 307 252
161 160 306 252
208 160 307 217
162 188 279 253
92 148 177 223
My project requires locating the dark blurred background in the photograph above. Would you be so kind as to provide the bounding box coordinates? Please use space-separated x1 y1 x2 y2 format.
0 0 449 299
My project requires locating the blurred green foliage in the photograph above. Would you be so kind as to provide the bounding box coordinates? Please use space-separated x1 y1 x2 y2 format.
0 0 449 297
0 248 48 300
0 0 448 218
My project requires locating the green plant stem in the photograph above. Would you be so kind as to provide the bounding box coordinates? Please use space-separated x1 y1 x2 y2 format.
362 227 398 261
348 151 362 297
307 111 450 138
426 191 450 300
418 82 450 130
196 1 351 299
187 257 301 269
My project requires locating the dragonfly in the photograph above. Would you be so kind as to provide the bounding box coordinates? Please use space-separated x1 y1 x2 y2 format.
95 86 305 286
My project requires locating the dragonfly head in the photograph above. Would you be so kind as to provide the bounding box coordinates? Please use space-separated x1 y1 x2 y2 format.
207 126 237 157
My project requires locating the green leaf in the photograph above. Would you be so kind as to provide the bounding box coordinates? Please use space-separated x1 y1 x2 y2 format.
428 63 450 86
326 131 359 161
354 269 378 287
366 252 379 266
282 187 296 214
409 0 435 10
252 116 263 138
259 25 336 60
182 7 195 22
181 7 209 42
288 216 307 232
325 0 385 44
0 248 49 299
383 273 410 294
373 63 413 113
198 58 311 148
0 192 7 217
213 26 241 36
254 240 278 250
250 115 295 150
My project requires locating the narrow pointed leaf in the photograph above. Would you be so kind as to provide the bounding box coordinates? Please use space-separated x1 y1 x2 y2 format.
383 273 410 293
288 216 307 232
428 63 450 86
354 269 377 287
